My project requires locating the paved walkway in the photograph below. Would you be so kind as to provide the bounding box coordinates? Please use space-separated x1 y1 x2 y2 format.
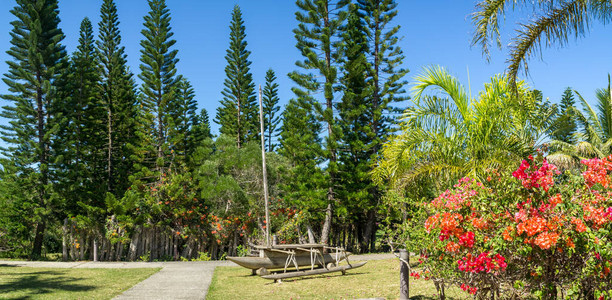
0 253 395 300
0 260 235 300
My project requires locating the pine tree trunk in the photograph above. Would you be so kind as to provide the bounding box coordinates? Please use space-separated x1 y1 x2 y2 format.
32 71 48 259
107 102 113 193
151 227 157 261
31 222 46 259
62 219 68 261
101 238 108 261
129 226 141 261
69 223 75 260
320 202 332 245
79 233 85 260
307 224 316 244
362 209 376 253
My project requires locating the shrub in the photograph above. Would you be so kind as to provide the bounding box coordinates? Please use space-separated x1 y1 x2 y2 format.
415 152 612 299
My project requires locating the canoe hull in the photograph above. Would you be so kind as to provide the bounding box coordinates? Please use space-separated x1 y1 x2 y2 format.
227 251 350 270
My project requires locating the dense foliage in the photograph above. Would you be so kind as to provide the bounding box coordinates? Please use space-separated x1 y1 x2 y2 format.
412 153 612 299
0 0 411 260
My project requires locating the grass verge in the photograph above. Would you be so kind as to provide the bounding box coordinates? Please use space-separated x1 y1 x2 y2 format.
0 266 160 299
207 258 464 299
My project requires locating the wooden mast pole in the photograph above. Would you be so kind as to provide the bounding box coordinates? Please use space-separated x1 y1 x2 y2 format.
259 85 271 247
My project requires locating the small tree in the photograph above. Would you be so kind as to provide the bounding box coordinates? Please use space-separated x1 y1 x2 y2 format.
551 87 577 144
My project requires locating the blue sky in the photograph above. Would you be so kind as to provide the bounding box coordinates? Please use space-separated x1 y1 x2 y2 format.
0 1 611 136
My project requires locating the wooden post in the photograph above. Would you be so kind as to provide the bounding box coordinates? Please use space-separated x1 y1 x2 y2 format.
258 85 271 247
399 249 409 300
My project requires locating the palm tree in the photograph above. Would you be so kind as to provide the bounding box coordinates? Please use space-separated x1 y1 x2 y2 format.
548 76 612 168
373 66 555 192
472 0 612 83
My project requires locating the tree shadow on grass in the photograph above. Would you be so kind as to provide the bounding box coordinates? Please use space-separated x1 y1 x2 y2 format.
0 270 95 299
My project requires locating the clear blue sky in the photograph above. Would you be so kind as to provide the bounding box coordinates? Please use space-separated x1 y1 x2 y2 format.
0 1 611 136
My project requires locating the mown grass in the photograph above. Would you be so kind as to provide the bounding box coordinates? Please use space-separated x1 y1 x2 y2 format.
207 258 465 300
0 266 160 299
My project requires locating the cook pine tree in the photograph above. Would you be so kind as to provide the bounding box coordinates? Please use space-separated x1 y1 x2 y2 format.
262 69 281 152
290 0 349 245
191 109 213 150
170 76 198 167
138 0 180 177
279 97 326 239
97 0 139 196
215 5 258 148
337 4 378 252
551 87 577 144
0 0 67 258
55 17 106 219
357 0 408 149
356 0 408 251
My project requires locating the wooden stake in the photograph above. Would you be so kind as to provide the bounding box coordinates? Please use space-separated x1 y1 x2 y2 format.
259 85 271 247
399 249 410 300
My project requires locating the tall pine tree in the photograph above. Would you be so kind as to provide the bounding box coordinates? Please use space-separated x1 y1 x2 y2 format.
337 4 377 252
0 0 67 257
356 0 408 251
262 69 281 152
215 5 258 149
97 0 139 196
551 87 577 144
55 17 106 218
357 0 408 145
290 0 348 244
138 0 180 176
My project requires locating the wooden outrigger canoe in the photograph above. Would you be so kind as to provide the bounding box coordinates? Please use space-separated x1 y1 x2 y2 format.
231 89 367 282
227 243 361 276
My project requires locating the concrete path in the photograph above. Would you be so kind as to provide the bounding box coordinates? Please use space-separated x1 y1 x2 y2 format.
0 253 395 300
113 261 234 300
0 260 235 300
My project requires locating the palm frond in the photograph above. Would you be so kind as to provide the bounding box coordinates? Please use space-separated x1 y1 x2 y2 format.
471 0 513 61
575 91 604 145
412 66 470 121
595 74 612 139
507 0 589 83
575 141 604 158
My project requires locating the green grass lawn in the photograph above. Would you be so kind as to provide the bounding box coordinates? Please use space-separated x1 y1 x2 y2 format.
207 258 465 300
0 266 160 300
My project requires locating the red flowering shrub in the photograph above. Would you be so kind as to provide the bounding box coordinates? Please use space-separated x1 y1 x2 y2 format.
414 153 612 299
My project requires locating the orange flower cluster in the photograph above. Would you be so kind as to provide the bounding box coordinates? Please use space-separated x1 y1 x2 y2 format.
571 217 588 233
534 232 559 250
502 226 514 241
582 155 612 188
425 212 463 235
517 216 547 237
470 216 489 230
